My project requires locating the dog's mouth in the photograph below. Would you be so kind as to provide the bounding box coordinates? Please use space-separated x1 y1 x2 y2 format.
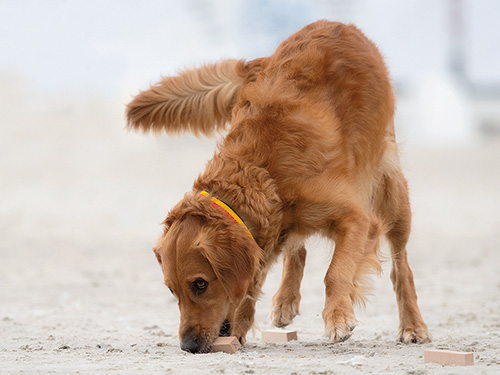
218 320 231 337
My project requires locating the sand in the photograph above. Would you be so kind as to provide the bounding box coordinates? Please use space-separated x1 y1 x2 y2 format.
1 89 499 374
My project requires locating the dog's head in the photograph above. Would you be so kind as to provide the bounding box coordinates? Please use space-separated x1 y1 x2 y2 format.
153 195 260 353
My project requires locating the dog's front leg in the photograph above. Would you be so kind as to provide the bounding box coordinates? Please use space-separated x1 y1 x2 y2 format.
271 243 307 327
323 211 371 342
232 296 256 345
231 268 268 344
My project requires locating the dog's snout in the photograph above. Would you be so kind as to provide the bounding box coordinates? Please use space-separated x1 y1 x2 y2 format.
180 336 200 353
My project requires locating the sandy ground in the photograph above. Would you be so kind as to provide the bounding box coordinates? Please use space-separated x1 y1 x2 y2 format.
1 87 500 374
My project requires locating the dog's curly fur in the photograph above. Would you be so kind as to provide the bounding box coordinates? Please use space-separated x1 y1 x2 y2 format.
127 20 431 353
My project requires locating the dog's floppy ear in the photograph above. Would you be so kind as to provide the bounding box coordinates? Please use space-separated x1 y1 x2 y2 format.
201 229 260 305
152 246 162 265
153 212 178 266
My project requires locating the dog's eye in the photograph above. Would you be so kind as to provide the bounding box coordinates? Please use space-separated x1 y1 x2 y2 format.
191 279 208 294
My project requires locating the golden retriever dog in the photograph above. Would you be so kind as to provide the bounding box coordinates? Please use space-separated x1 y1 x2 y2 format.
126 20 431 353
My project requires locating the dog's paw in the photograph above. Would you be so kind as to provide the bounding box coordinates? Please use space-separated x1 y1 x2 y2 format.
231 324 249 346
237 335 246 346
323 307 357 343
271 294 301 328
398 327 432 344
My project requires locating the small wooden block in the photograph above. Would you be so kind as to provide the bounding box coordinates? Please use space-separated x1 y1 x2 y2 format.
211 336 241 354
424 350 474 366
262 329 298 343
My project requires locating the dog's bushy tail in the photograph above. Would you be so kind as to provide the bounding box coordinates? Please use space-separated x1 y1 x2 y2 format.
126 59 256 136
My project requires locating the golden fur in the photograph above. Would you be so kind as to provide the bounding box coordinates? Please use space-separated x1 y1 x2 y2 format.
127 20 431 353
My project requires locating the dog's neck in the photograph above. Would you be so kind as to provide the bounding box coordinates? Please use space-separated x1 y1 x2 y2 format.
193 154 283 260
199 190 255 240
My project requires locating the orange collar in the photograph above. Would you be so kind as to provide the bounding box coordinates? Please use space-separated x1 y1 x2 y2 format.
200 191 254 240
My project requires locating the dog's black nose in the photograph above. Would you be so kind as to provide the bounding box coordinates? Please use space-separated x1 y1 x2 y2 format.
180 336 200 353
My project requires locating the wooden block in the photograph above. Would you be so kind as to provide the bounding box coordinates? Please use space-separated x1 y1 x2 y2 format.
262 329 298 343
211 336 241 354
424 350 474 366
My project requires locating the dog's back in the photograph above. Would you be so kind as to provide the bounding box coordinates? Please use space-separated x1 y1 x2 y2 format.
238 21 394 171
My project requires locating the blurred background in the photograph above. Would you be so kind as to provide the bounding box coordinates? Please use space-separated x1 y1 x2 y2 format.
2 0 500 305
1 2 500 372
1 0 500 318
2 0 500 278
2 0 500 140
2 0 499 258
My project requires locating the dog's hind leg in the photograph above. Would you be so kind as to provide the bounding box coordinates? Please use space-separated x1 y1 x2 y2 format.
271 239 307 328
350 220 383 308
380 172 431 343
